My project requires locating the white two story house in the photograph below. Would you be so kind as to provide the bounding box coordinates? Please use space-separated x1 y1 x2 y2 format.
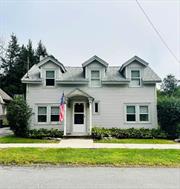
22 55 161 136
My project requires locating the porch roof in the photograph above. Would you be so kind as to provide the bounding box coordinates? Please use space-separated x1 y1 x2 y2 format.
65 88 94 100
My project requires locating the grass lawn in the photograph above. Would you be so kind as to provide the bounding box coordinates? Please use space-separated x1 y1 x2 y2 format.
95 138 176 144
0 135 58 143
0 148 179 167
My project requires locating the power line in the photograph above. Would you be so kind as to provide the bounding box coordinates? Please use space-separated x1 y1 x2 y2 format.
135 0 180 64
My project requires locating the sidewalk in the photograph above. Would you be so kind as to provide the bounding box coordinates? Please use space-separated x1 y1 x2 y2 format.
0 139 180 149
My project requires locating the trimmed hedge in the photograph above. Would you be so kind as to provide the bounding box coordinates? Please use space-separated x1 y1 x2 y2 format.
92 127 168 140
27 128 63 139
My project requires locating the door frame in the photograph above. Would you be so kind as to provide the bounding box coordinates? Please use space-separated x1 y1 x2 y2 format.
72 101 86 133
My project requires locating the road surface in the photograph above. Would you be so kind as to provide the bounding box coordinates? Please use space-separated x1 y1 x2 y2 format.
0 166 179 189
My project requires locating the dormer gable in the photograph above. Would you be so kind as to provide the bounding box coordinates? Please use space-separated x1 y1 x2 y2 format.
120 56 148 72
82 55 108 68
37 55 66 73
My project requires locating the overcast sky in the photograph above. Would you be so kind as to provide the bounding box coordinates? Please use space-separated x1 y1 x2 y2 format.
0 0 180 80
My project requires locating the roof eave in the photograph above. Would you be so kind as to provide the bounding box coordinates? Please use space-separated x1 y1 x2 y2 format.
143 80 162 84
21 79 42 84
102 80 130 84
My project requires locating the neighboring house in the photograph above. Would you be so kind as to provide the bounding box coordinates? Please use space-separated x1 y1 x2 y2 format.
0 89 12 126
22 55 161 136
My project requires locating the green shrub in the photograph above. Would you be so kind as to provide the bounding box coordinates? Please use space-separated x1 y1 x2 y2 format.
28 128 63 139
157 96 180 138
92 127 168 140
7 96 32 137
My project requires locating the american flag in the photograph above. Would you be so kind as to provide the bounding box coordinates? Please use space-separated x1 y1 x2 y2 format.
59 93 65 123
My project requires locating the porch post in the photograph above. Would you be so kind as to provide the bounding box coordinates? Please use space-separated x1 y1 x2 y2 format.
64 103 67 136
89 98 93 135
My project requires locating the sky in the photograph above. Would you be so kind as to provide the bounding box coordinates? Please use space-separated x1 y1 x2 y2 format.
0 0 180 80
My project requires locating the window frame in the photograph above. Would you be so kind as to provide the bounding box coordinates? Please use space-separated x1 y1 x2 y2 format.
37 106 47 123
90 70 101 87
139 105 149 122
50 106 59 123
125 104 150 123
93 101 100 114
130 69 141 87
126 105 136 122
45 70 55 87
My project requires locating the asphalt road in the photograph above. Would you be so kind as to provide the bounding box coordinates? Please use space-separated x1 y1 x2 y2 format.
0 166 179 189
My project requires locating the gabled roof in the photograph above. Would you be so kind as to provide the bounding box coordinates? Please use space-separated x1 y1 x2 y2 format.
0 89 12 102
142 67 161 83
82 55 108 68
120 56 149 72
65 88 93 99
37 55 66 73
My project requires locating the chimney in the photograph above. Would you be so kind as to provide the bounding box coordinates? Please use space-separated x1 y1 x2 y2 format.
40 55 44 61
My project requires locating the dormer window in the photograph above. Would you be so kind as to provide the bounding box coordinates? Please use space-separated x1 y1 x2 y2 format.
46 71 55 86
130 70 141 87
91 70 101 87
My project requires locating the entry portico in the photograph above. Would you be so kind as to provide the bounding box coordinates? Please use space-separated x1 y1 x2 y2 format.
64 88 93 136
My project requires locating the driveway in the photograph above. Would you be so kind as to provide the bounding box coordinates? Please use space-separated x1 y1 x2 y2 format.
0 127 13 137
0 167 179 189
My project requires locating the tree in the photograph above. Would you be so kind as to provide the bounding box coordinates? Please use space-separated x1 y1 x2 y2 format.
7 96 32 137
0 34 20 95
161 74 178 96
0 34 20 74
157 96 180 138
36 40 48 60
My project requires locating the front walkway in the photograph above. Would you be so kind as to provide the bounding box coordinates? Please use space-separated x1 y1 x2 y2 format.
0 139 180 149
0 127 13 137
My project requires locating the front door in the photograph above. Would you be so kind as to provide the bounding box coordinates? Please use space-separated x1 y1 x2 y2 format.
73 102 86 133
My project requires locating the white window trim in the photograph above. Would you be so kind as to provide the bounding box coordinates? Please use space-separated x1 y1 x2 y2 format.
93 101 100 115
139 105 149 123
37 106 48 124
50 106 60 124
124 103 150 124
36 104 59 125
126 105 137 123
90 69 101 87
129 69 141 88
44 69 56 87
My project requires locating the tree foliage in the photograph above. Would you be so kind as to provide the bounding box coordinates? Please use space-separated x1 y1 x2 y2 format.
36 40 48 61
7 96 32 137
157 96 180 138
161 74 178 96
0 34 48 95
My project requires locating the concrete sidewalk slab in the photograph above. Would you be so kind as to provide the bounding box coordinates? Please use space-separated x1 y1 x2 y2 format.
0 139 180 149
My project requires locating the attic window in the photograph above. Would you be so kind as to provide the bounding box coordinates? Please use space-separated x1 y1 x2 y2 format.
130 70 141 87
91 70 101 87
46 71 55 86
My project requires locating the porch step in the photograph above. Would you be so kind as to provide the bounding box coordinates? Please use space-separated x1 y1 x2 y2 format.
63 135 92 139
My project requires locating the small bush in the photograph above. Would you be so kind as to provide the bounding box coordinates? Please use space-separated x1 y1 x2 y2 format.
92 127 168 140
28 128 63 139
7 96 32 137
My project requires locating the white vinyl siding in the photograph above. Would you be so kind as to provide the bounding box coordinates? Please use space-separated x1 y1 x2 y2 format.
91 70 101 87
130 70 141 87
